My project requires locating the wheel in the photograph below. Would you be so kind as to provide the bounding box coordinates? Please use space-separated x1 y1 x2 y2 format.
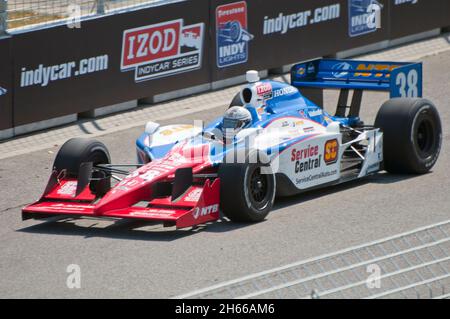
229 92 243 108
218 151 276 222
375 98 442 174
54 138 111 176
53 138 111 195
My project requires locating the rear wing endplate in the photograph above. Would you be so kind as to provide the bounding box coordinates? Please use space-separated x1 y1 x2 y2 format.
291 58 423 98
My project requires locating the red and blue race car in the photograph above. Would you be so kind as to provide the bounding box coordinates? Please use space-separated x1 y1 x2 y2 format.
23 58 442 228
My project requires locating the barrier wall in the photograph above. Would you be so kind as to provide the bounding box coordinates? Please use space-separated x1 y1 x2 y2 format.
389 0 448 39
0 36 12 131
12 0 211 126
210 0 391 81
1 0 450 132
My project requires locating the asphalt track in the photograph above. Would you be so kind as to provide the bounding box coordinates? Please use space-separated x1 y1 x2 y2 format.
0 50 449 298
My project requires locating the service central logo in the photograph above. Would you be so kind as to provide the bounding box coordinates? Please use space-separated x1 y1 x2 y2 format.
121 19 204 82
216 1 254 68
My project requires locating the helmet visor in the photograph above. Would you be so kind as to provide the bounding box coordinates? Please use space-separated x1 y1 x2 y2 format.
223 118 246 130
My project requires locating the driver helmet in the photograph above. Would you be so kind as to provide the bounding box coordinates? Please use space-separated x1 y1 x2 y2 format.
222 106 252 141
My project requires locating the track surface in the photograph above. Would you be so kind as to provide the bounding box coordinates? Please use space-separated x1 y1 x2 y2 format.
0 50 449 298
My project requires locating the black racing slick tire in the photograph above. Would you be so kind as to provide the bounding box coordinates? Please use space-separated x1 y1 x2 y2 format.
219 151 276 222
375 98 442 174
53 138 111 177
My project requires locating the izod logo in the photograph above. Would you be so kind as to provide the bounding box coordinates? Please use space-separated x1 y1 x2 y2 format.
324 139 339 165
121 19 204 82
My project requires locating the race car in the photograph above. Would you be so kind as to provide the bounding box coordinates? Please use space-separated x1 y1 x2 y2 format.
22 58 442 228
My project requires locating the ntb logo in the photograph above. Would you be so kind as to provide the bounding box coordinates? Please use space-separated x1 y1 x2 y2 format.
121 19 204 82
216 1 254 68
348 0 383 37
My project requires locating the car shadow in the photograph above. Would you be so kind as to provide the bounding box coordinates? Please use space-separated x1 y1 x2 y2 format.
17 172 420 240
17 215 249 242
272 172 417 211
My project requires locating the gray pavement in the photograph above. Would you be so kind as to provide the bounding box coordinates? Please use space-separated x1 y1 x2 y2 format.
0 45 450 298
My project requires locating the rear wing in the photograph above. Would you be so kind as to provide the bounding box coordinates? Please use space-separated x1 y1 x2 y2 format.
291 58 423 98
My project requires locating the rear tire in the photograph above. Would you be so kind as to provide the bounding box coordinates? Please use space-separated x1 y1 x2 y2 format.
375 98 442 174
219 151 275 222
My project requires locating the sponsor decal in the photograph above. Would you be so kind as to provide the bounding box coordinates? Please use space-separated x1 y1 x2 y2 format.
308 109 323 117
331 62 400 79
354 63 398 78
159 125 193 136
140 170 161 182
291 145 322 174
57 181 78 196
0 87 7 96
324 116 333 124
129 208 174 217
296 170 338 185
348 0 383 37
256 83 273 99
273 86 297 98
307 63 316 74
121 19 204 82
394 0 418 5
216 1 253 68
193 204 219 219
332 62 352 78
184 188 203 202
324 139 339 165
281 121 290 128
44 203 94 211
297 67 306 76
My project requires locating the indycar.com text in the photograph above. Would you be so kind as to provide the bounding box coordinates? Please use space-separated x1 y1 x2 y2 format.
263 3 340 35
20 54 109 88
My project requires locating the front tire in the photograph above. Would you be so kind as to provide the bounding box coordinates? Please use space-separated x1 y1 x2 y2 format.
54 138 111 176
53 138 111 195
375 98 442 174
219 151 276 222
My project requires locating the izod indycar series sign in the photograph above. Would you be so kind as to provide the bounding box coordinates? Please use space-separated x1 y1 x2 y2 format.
121 19 205 82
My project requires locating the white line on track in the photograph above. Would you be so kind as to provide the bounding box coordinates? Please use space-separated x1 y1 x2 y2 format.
174 219 450 299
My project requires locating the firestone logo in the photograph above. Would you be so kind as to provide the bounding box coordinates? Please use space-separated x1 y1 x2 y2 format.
121 19 204 82
216 1 254 68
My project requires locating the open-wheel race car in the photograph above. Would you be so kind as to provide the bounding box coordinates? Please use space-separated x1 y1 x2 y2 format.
23 58 442 228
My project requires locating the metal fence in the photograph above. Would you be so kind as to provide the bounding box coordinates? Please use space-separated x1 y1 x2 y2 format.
0 0 172 32
177 220 450 299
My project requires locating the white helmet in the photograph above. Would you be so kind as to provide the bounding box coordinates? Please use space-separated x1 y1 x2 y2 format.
222 106 252 141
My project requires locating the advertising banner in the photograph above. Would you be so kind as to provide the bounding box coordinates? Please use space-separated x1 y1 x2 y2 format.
12 0 211 126
0 36 13 130
444 0 450 28
389 0 447 39
210 0 390 81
